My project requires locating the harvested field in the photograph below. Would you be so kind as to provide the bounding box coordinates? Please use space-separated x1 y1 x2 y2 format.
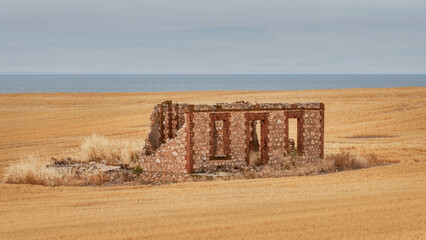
0 87 425 239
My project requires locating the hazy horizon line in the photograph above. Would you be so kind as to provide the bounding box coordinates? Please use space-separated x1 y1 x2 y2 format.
1 72 426 75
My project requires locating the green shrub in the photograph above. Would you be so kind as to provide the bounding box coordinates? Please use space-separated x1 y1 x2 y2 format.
133 165 143 177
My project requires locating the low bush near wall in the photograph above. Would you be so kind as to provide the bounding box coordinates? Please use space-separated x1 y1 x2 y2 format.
231 151 383 179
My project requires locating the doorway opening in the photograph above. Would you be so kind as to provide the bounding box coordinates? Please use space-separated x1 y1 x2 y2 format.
249 120 261 165
288 118 298 156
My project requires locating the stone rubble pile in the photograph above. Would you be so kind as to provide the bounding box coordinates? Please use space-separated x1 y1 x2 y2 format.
47 155 329 186
48 158 137 185
47 157 330 185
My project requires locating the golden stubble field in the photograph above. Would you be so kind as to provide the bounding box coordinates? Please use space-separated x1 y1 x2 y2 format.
0 87 425 239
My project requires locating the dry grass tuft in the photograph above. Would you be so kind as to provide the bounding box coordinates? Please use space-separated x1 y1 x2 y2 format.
325 150 382 171
2 134 142 186
75 133 141 165
2 155 73 186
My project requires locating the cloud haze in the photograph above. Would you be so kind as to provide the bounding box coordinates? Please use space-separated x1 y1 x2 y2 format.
1 0 425 73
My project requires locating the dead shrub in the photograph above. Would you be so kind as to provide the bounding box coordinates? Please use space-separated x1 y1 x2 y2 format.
325 151 381 171
364 153 382 165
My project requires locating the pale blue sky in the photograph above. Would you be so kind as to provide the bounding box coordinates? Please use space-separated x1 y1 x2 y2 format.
1 0 425 74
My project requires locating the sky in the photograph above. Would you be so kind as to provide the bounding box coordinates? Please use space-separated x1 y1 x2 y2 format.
1 0 425 74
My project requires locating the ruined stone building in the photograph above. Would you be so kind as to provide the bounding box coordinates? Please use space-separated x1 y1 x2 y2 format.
140 101 324 175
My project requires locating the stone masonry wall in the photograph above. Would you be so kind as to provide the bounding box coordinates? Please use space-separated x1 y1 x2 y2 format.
267 111 287 164
192 112 210 172
140 100 324 175
142 105 161 154
301 110 323 158
190 111 248 173
139 124 188 173
228 112 247 165
143 102 187 154
171 103 188 138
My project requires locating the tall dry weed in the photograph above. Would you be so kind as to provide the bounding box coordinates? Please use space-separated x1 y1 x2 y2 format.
75 134 141 165
2 155 73 186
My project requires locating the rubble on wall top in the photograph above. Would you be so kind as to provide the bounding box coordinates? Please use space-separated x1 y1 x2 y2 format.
158 101 324 112
190 102 324 112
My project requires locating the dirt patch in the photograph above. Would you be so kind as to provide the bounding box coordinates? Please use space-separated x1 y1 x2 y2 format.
344 135 397 139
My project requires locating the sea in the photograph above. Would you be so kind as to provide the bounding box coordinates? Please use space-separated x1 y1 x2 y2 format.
0 74 425 93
